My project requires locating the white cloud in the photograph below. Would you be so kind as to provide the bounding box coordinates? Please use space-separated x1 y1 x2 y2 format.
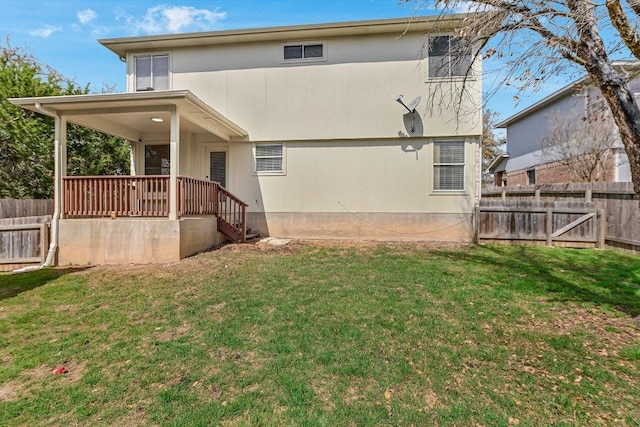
77 9 97 25
135 5 226 34
29 25 62 38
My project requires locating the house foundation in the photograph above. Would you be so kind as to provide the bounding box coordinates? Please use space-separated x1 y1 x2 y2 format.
248 212 474 241
58 217 225 265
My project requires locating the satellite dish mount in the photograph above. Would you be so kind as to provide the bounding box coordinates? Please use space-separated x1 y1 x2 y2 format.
395 94 422 133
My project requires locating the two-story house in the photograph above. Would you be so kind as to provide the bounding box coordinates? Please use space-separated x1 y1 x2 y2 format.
491 69 635 187
10 15 482 265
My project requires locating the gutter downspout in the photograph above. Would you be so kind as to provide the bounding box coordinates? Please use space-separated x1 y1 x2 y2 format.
13 103 62 273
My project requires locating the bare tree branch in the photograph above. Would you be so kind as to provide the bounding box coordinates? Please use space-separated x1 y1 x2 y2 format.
606 0 640 59
627 0 640 17
541 106 619 182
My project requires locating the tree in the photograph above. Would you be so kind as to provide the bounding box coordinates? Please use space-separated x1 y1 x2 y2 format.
482 108 503 167
409 0 640 197
541 106 620 182
0 42 130 199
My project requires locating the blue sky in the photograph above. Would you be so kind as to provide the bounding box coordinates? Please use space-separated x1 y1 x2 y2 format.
1 0 573 122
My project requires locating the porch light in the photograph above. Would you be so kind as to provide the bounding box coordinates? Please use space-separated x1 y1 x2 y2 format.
151 117 164 123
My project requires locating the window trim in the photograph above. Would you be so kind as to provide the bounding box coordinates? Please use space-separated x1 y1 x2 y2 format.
426 34 473 80
281 41 327 64
432 139 466 193
253 143 287 176
131 52 171 92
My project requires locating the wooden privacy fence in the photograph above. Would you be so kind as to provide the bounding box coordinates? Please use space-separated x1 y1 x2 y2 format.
0 215 51 271
0 199 53 218
477 202 603 248
480 182 639 252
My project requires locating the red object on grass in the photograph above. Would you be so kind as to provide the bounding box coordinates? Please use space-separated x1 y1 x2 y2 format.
53 366 68 374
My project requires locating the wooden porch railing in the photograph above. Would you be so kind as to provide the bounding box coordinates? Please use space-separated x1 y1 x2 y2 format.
64 176 170 217
177 176 218 216
63 176 248 242
216 185 249 243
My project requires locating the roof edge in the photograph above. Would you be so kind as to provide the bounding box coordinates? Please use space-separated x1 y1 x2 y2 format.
9 90 191 106
99 14 470 57
496 77 588 128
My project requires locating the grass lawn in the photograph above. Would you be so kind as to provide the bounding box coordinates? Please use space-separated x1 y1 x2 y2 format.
1 241 639 426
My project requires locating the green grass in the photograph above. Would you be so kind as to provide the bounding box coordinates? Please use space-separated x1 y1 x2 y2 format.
1 242 639 426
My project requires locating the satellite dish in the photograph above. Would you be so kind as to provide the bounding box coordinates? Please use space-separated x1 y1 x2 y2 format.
406 96 421 112
395 94 421 113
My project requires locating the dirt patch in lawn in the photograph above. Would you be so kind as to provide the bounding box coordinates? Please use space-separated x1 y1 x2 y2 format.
71 239 468 280
0 360 87 402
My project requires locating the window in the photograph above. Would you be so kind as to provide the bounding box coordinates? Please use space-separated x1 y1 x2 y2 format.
527 169 536 185
135 54 169 91
433 140 465 191
254 144 285 174
428 35 471 78
284 43 324 61
145 145 170 175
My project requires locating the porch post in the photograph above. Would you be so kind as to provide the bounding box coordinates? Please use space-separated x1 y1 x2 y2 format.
54 115 67 216
169 105 180 220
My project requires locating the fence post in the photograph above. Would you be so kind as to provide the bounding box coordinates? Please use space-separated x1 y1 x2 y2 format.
598 209 606 249
546 207 553 247
535 189 540 202
40 223 48 263
585 189 592 203
473 206 479 244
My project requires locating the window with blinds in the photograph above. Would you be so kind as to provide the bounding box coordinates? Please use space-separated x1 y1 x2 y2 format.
135 54 169 91
254 144 285 174
433 140 465 191
209 151 227 188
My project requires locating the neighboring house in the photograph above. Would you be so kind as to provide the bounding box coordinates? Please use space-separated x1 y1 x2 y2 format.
10 15 482 265
490 68 636 187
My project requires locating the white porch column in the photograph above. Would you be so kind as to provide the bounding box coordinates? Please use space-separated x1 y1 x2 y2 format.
169 105 180 220
54 115 67 215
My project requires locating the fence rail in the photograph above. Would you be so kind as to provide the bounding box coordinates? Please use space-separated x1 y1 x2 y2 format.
481 182 639 252
477 203 602 248
0 215 50 271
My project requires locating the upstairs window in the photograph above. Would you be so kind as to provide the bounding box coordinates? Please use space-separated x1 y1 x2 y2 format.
254 143 285 174
284 43 324 61
135 54 169 91
433 140 465 191
428 36 471 78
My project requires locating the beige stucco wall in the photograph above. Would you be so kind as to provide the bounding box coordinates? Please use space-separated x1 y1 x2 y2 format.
229 138 478 214
131 136 480 217
58 217 225 265
130 32 482 142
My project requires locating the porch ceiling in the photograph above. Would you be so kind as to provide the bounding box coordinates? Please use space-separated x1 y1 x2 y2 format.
9 90 248 142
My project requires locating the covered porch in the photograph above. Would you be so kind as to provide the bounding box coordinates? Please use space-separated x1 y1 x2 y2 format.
10 90 250 265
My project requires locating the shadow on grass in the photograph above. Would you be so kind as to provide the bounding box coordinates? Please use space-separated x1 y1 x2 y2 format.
434 245 640 317
0 268 90 302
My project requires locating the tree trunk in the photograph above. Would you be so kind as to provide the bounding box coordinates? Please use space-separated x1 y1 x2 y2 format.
587 65 640 198
566 0 640 197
